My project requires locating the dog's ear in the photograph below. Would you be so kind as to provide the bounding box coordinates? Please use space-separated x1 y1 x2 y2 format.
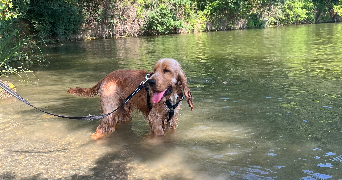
178 69 193 110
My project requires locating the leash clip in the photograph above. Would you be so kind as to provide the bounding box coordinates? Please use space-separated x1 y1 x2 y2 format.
141 73 152 85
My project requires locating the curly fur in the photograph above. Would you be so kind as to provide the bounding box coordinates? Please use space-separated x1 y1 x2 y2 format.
67 58 193 140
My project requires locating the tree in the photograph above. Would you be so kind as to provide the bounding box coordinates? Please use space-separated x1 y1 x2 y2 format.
312 0 340 23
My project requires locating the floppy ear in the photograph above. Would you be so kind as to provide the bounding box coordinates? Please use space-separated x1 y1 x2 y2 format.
179 69 193 110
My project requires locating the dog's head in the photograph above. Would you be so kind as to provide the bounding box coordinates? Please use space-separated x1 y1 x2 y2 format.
147 58 193 110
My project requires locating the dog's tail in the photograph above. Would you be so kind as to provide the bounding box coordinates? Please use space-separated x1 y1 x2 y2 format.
67 81 101 97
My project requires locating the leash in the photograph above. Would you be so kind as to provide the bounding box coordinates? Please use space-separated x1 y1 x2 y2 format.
0 74 152 120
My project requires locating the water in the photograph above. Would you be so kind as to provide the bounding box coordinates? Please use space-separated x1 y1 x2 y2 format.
1 23 342 179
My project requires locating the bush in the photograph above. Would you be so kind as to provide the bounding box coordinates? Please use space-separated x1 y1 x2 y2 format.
247 13 266 28
1 0 46 77
143 2 186 35
334 4 342 16
282 0 314 24
258 0 314 27
0 20 28 75
22 0 84 42
0 19 46 77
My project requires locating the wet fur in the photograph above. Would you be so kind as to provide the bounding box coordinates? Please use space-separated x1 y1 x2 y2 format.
67 58 193 140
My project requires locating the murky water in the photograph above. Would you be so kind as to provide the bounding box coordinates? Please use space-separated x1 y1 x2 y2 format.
1 23 342 179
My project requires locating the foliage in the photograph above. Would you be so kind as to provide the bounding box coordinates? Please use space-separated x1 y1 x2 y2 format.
202 0 249 29
142 0 186 35
3 0 342 40
312 0 340 23
281 0 314 24
245 0 327 28
16 0 84 42
185 6 208 32
333 1 342 17
247 13 267 28
0 20 46 77
0 0 46 78
0 20 28 75
0 0 16 20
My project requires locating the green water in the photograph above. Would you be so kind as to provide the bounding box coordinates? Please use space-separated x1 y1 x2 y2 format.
1 23 342 179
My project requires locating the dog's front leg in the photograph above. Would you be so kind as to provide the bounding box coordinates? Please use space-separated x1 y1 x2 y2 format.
148 107 165 136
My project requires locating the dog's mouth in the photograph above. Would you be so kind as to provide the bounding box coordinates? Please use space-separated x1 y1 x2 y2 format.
151 86 172 103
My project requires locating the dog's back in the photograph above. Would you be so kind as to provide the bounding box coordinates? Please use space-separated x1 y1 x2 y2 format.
67 69 150 98
67 69 152 140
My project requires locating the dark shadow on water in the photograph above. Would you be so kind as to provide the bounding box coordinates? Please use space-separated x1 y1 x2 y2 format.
70 150 131 180
0 172 48 180
0 172 16 180
70 128 181 180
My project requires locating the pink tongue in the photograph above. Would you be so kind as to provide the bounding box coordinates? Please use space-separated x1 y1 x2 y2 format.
152 89 166 103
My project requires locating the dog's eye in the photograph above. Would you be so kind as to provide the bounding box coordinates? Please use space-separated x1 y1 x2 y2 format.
163 69 171 73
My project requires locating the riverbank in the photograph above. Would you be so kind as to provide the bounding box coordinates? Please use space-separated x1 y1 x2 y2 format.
4 0 342 42
71 0 342 40
1 0 342 76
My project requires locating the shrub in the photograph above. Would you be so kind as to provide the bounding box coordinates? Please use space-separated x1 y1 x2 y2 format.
143 2 186 35
1 0 46 77
23 0 84 42
334 4 342 16
0 19 46 77
282 0 314 24
247 13 266 28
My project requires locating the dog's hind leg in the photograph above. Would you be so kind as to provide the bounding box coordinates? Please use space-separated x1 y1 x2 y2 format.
91 82 119 140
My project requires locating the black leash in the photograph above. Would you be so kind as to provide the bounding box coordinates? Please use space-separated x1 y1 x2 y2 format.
0 74 152 120
165 91 184 122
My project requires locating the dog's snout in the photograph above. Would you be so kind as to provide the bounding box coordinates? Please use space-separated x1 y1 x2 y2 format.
147 79 156 87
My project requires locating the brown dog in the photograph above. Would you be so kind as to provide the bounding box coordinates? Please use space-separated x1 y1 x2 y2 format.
67 58 193 140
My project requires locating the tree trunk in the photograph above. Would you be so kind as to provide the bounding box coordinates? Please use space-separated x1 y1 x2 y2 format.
315 5 326 24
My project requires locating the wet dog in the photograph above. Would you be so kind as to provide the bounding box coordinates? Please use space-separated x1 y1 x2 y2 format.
67 58 193 140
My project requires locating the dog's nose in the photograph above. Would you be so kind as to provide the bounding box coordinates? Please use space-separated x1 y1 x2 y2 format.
147 79 156 87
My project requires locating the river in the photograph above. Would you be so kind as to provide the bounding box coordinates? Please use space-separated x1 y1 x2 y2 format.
1 23 342 179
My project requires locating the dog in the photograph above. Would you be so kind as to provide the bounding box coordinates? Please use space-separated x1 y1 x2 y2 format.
67 58 193 140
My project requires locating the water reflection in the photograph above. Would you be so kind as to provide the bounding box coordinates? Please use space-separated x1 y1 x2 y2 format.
1 23 342 179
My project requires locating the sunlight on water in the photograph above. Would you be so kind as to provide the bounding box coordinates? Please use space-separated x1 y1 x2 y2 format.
0 117 113 178
126 149 207 179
